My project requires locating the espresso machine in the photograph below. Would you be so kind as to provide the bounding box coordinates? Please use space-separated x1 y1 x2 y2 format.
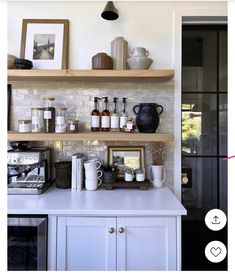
7 142 52 194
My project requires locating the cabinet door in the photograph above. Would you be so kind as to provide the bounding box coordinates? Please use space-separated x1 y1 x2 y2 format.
57 217 116 270
117 217 177 270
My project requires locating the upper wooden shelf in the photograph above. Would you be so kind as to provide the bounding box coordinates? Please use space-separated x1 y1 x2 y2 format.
8 131 174 143
8 69 174 82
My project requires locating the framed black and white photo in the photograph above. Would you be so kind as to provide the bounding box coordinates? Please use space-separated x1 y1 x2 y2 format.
20 19 69 69
108 146 146 178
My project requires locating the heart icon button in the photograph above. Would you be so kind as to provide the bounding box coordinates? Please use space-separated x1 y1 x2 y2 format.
205 241 226 263
210 247 222 257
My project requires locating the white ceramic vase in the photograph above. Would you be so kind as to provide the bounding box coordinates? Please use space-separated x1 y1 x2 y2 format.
127 47 153 70
111 36 128 70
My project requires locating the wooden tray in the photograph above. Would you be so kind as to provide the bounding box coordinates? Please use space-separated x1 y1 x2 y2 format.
101 180 152 190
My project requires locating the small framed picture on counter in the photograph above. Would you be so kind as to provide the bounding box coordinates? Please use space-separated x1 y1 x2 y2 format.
20 19 69 69
108 146 145 179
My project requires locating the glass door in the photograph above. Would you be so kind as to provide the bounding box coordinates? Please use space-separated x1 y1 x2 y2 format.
181 25 227 270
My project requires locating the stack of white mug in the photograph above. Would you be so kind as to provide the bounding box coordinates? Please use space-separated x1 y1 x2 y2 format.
84 158 103 191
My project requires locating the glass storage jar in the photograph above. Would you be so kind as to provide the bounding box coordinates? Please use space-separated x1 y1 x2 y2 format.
55 107 67 133
67 118 79 133
43 97 55 133
31 107 44 132
18 120 31 133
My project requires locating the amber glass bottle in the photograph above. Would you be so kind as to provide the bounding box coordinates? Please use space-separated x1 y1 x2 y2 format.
91 97 101 132
43 97 55 133
101 97 110 132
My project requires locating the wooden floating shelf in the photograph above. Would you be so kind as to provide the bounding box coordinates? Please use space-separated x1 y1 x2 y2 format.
8 69 174 82
8 131 174 142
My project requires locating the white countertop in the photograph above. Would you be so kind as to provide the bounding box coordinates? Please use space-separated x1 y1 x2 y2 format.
8 185 186 216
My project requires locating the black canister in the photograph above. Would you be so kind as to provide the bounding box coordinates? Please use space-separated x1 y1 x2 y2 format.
54 161 72 189
102 166 117 183
133 103 163 133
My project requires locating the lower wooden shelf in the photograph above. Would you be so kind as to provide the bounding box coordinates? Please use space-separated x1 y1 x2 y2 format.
7 131 174 142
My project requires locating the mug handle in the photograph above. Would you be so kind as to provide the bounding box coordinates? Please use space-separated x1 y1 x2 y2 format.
162 166 166 184
97 170 103 179
96 161 102 169
97 178 102 187
148 166 153 183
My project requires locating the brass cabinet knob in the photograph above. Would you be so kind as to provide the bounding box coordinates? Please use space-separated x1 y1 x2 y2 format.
119 227 125 233
109 227 115 234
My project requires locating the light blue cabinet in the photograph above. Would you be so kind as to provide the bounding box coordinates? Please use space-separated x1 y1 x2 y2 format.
55 216 178 271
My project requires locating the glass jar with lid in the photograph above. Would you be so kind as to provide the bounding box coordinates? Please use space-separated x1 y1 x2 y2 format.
43 97 55 133
31 107 44 132
18 120 31 133
55 107 67 133
67 118 79 133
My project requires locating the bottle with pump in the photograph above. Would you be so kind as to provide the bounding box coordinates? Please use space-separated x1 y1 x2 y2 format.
111 97 120 132
91 97 101 132
101 97 110 132
120 97 128 131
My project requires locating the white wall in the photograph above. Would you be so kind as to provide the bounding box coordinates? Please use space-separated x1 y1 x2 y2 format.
7 1 227 69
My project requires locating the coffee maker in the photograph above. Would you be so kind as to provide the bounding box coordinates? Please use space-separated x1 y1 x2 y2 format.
7 142 52 194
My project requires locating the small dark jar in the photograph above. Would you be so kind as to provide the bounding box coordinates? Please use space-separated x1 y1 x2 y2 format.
92 52 113 70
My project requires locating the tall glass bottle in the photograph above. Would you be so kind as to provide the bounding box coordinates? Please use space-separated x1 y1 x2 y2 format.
91 97 101 132
120 97 128 131
43 97 55 133
111 97 120 132
101 97 110 132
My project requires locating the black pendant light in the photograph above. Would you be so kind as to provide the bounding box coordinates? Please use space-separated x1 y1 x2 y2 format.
101 1 119 21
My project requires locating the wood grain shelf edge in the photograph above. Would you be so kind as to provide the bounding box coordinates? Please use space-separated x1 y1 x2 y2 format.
8 69 174 81
8 131 174 142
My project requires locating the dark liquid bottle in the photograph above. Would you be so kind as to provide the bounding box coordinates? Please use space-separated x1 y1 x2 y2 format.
91 97 101 132
101 97 110 132
43 97 55 133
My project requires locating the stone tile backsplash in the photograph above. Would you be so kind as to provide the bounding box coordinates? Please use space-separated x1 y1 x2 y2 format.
10 80 175 189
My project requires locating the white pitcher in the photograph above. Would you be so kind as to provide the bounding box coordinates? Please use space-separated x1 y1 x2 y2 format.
149 165 166 188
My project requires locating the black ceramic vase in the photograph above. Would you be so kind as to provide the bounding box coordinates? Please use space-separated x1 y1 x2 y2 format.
133 103 163 133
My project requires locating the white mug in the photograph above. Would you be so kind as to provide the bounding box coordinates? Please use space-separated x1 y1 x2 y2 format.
85 178 102 191
84 160 102 170
85 169 103 179
149 165 166 188
87 157 102 166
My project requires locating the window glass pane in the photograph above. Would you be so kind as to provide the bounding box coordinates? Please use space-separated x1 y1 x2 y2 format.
182 157 217 221
219 94 227 155
219 30 227 92
219 158 227 214
182 94 217 155
182 30 217 92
